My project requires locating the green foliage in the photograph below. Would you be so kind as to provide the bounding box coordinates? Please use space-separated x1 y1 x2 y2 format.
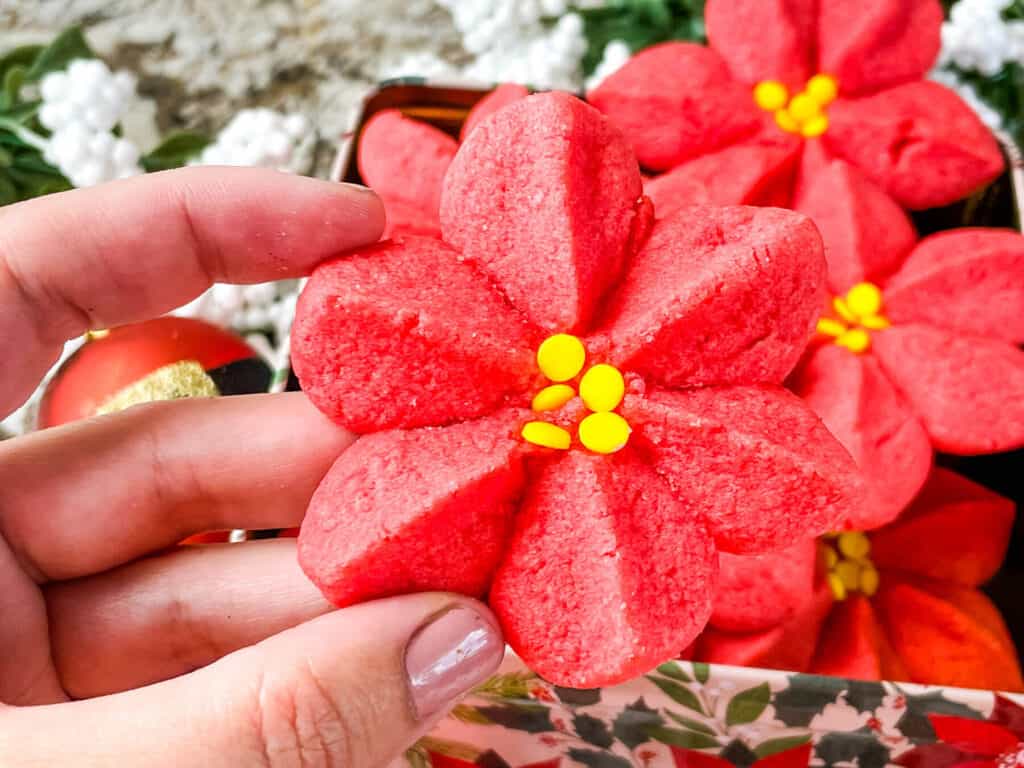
574 0 706 75
26 26 95 81
725 683 771 726
141 131 211 172
646 725 720 750
953 61 1024 145
645 675 705 715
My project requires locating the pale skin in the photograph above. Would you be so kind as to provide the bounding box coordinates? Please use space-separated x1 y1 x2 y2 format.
0 167 504 767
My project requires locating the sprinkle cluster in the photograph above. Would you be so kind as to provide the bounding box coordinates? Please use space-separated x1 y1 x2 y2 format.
521 334 632 455
816 282 891 354
753 74 839 138
821 531 880 601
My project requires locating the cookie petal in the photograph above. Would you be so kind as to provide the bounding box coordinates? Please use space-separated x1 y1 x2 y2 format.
886 229 1024 345
711 540 818 632
598 205 825 388
817 0 943 96
870 468 1014 587
625 385 857 554
706 0 815 88
358 109 457 217
826 81 1005 210
588 42 762 171
292 236 540 431
794 159 916 291
872 324 1024 454
460 83 530 140
646 141 801 220
489 450 716 688
697 584 834 672
790 344 933 529
298 410 526 607
441 92 646 332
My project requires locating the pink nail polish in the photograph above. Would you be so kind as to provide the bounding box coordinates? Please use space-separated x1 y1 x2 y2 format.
405 606 504 720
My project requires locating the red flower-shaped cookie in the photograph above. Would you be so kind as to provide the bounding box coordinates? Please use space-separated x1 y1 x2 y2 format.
589 0 1004 215
789 164 1024 528
358 84 529 237
896 696 1024 768
696 468 1023 692
292 92 861 688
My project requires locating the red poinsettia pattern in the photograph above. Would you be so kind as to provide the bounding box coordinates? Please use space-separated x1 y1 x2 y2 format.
896 695 1024 768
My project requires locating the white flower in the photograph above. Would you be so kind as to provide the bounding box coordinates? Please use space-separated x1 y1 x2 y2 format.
43 123 143 188
39 59 137 134
190 108 315 173
586 39 633 91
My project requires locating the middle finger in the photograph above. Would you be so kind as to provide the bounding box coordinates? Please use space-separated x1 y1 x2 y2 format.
0 392 353 583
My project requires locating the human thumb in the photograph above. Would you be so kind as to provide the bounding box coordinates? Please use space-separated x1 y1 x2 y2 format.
0 593 504 768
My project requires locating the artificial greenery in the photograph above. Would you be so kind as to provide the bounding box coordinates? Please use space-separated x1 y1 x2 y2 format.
0 26 209 206
574 0 706 74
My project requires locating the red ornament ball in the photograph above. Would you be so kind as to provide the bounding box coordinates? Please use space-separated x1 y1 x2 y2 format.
38 316 270 429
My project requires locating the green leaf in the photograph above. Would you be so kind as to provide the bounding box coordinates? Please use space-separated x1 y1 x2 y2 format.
692 662 710 684
474 702 555 734
772 674 846 728
0 44 44 82
0 169 18 206
612 698 663 749
645 726 719 750
1 66 26 111
450 704 492 725
816 731 889 768
26 26 95 82
554 686 602 706
0 101 40 126
567 749 632 768
754 735 812 759
656 663 690 682
665 711 716 735
0 145 11 167
573 713 614 748
405 744 432 768
645 676 705 715
141 131 211 172
725 683 771 726
895 689 986 742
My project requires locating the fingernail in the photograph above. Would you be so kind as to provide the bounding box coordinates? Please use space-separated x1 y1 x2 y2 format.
405 606 504 720
339 182 379 199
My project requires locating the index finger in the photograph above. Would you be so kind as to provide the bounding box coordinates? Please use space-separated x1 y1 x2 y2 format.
0 167 384 417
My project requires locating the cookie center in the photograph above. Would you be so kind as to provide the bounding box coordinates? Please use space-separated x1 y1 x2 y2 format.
754 74 839 138
521 334 632 455
816 282 890 353
821 531 880 601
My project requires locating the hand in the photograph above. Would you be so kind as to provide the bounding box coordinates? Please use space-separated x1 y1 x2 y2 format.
0 168 505 767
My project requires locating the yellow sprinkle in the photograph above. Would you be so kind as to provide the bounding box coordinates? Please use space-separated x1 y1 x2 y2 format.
861 314 891 330
838 531 871 561
774 108 800 134
860 566 880 597
537 334 586 382
532 384 576 412
788 92 821 123
823 547 839 569
836 328 871 353
827 573 847 601
754 80 790 112
800 113 829 138
816 318 847 338
806 74 839 106
522 421 572 450
835 560 861 591
832 296 857 324
578 412 631 455
846 282 884 318
579 364 625 413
